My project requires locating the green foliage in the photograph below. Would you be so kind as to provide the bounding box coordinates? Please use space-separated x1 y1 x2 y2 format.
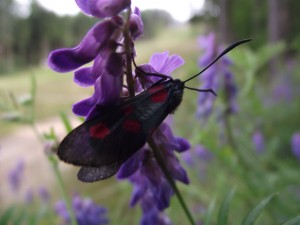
141 9 175 39
281 215 300 225
203 192 276 225
241 194 276 225
1 24 300 225
230 41 286 96
217 188 236 225
0 75 36 123
1 1 98 74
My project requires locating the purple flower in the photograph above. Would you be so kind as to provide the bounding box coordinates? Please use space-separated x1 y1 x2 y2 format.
196 33 236 120
291 132 300 160
55 194 108 225
49 3 191 224
136 51 184 89
48 18 123 73
117 51 189 224
182 145 213 179
38 186 50 203
76 0 131 18
8 159 24 192
48 5 144 119
24 189 34 203
252 131 265 154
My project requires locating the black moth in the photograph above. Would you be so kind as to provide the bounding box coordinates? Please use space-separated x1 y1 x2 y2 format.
58 39 251 182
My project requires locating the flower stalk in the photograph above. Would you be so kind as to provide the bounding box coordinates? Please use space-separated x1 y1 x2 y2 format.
48 155 78 225
147 137 196 225
123 7 135 97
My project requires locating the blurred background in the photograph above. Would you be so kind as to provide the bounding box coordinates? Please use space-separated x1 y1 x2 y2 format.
1 0 300 224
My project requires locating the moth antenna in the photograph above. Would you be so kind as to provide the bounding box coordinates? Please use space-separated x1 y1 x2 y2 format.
184 86 217 96
183 38 252 84
131 55 172 80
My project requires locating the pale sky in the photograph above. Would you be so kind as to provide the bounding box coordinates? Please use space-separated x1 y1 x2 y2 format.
15 0 205 22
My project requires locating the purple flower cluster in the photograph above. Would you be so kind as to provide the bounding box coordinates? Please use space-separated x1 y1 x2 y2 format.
291 132 300 160
55 194 108 225
197 33 237 120
8 159 25 192
48 0 191 223
182 144 213 179
252 131 265 154
48 0 143 119
117 53 191 224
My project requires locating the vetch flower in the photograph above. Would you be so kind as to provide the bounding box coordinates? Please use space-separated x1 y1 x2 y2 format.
182 145 213 179
252 131 265 154
76 0 131 18
117 52 190 224
49 2 193 224
291 132 300 160
197 33 237 120
48 4 144 120
8 159 25 192
136 51 184 89
55 194 109 225
38 186 50 203
48 18 123 73
24 189 34 204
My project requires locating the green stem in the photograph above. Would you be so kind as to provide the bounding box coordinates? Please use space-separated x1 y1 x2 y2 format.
123 7 135 97
49 155 78 225
147 137 196 225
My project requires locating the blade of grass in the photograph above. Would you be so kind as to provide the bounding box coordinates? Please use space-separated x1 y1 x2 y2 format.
217 188 236 225
204 199 216 225
241 194 276 225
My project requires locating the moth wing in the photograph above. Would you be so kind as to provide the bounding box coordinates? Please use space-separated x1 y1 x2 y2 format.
77 163 122 182
58 108 147 168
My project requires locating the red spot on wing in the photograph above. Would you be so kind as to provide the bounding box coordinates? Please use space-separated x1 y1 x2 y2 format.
90 123 110 139
123 120 141 133
122 105 134 115
148 85 168 103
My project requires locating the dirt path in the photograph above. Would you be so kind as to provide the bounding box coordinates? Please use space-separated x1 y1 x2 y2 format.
0 117 80 206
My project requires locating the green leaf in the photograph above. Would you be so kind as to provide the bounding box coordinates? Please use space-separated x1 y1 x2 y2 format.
241 194 276 225
280 215 300 225
204 199 216 225
1 111 23 122
60 112 73 133
17 94 32 106
0 206 15 225
217 188 236 225
12 209 27 225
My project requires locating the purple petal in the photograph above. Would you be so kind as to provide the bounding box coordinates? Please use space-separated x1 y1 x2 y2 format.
74 67 97 87
129 172 148 206
181 151 194 166
105 52 123 76
76 0 131 18
8 159 25 192
73 72 122 117
165 153 189 184
194 145 213 160
174 137 190 152
149 51 184 75
292 132 300 160
48 20 119 72
152 180 173 210
198 33 216 66
136 64 161 88
130 8 144 39
95 72 122 105
74 42 122 87
75 0 92 15
73 96 96 117
117 148 145 179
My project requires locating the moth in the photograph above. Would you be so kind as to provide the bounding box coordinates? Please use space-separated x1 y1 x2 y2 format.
58 39 251 182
